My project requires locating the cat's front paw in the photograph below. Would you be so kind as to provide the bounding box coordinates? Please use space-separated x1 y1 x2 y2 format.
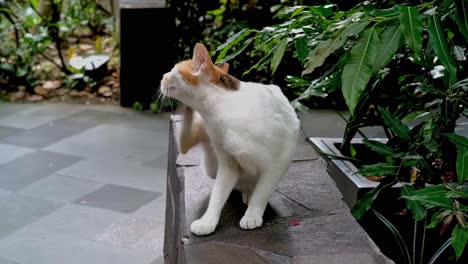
190 218 217 236
239 215 263 230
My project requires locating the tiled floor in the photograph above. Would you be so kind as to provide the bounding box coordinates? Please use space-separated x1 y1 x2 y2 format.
0 102 169 264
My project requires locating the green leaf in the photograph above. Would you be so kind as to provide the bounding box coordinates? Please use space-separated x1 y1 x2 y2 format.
379 107 411 140
402 111 430 124
447 133 468 148
216 29 251 63
302 19 370 75
412 184 449 196
372 25 403 74
427 210 445 229
363 139 394 156
428 14 457 86
358 163 398 176
341 27 379 115
371 6 400 18
454 0 468 42
372 209 412 264
351 186 382 220
28 0 38 9
456 147 468 184
216 38 253 64
401 185 426 221
399 6 423 61
400 195 453 209
270 38 288 74
295 36 307 64
452 224 468 259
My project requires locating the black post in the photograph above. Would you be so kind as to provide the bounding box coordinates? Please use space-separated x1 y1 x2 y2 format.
119 0 176 108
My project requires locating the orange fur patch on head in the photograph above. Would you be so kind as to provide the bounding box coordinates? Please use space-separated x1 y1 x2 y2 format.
176 60 199 86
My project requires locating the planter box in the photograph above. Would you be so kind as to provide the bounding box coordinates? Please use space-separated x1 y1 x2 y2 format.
309 137 404 208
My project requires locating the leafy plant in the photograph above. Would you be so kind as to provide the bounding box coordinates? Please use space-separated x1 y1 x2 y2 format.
215 0 468 261
0 0 114 92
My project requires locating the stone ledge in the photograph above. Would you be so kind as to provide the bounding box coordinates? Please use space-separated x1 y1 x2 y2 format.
164 116 392 263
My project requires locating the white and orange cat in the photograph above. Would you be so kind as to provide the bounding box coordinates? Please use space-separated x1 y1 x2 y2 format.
160 43 299 236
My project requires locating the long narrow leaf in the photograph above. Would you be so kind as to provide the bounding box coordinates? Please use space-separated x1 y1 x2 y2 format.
271 38 288 74
358 163 398 176
342 27 379 114
302 20 370 75
379 107 411 140
401 185 426 221
452 223 468 259
295 36 307 64
363 139 394 156
216 29 251 63
373 209 412 264
428 239 452 264
351 186 382 220
455 0 468 42
447 133 468 148
216 38 253 64
428 14 457 86
401 195 453 209
456 147 468 184
372 25 403 74
399 6 423 61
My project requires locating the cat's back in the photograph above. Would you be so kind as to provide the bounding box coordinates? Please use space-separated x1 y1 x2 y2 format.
235 81 298 124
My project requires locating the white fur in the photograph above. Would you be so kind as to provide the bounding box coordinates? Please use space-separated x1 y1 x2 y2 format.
161 67 299 236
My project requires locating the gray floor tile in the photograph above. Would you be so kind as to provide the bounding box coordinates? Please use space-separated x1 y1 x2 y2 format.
0 194 63 239
134 195 166 221
149 256 164 264
0 102 33 118
0 189 11 201
19 174 104 202
141 153 168 169
0 150 81 191
0 104 82 129
0 258 18 264
0 229 157 264
0 126 23 141
108 112 170 133
96 216 164 249
1 120 93 149
0 144 34 164
58 157 166 192
44 124 168 161
74 184 160 213
2 109 124 149
19 204 125 240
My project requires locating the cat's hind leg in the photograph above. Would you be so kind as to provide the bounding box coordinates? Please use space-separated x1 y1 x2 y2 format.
239 166 287 230
191 152 239 236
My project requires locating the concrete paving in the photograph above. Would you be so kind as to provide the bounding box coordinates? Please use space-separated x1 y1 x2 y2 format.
0 102 168 264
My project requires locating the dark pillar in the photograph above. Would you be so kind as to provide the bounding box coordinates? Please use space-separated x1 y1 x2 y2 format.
119 0 176 108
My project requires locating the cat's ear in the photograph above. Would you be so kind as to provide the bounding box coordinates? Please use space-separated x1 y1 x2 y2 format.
217 63 229 73
192 43 213 73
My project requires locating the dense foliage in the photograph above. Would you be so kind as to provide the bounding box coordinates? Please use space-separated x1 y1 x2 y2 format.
0 0 115 95
216 0 468 262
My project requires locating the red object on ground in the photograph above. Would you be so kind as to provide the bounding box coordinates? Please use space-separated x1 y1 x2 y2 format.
290 221 301 226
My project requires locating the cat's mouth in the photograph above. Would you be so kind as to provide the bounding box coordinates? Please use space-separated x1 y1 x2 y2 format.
161 85 175 96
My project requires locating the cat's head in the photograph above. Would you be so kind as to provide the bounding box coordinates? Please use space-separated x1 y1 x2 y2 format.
160 43 239 104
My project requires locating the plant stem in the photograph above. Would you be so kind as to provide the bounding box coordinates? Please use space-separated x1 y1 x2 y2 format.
413 220 417 264
420 216 427 264
38 52 63 69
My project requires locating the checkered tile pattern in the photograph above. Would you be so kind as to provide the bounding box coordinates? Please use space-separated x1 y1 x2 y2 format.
0 103 169 264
